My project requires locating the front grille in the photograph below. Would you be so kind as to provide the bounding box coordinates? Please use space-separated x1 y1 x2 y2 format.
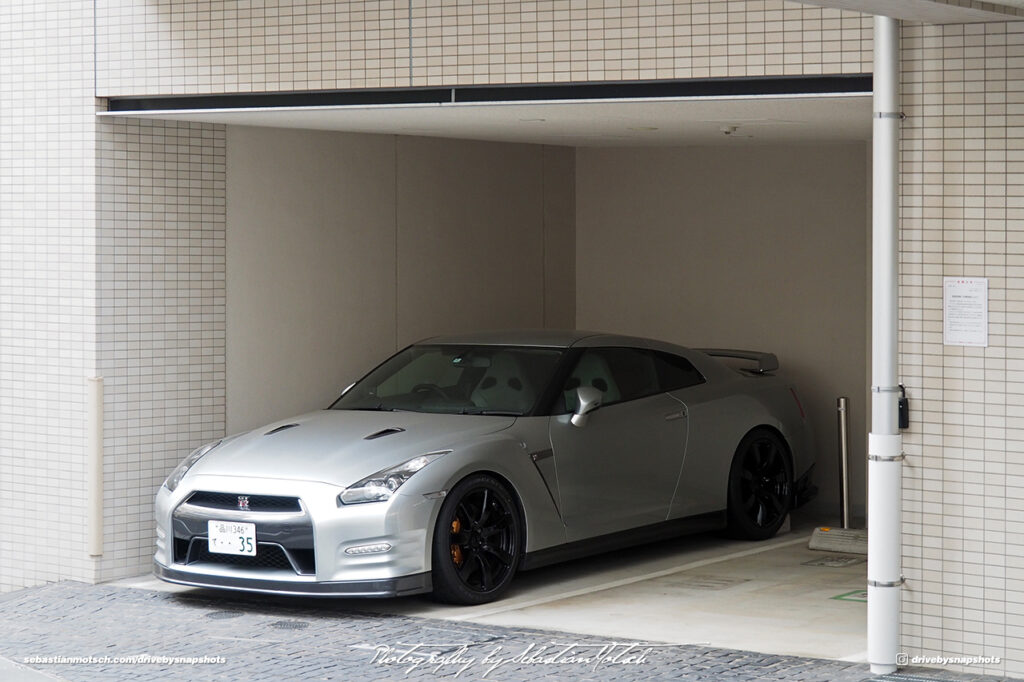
172 492 316 576
193 542 293 571
186 491 302 513
176 538 316 575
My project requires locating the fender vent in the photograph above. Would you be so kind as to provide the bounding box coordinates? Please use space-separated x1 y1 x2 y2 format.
364 427 405 440
264 423 299 436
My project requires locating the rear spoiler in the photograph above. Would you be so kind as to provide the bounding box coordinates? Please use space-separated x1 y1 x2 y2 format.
697 348 779 375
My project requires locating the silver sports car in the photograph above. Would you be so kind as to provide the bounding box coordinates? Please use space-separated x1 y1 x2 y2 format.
154 330 815 604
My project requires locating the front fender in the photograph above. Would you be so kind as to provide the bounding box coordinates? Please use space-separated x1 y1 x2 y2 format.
394 419 565 571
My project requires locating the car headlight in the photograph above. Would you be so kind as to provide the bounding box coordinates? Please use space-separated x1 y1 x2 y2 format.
338 451 450 505
163 440 222 492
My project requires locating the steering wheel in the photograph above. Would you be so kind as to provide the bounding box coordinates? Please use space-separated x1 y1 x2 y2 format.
412 383 451 400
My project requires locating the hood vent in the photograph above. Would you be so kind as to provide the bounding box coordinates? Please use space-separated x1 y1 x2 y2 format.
264 423 300 436
364 427 406 440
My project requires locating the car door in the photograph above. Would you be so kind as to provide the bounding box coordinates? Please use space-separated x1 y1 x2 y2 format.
548 347 689 541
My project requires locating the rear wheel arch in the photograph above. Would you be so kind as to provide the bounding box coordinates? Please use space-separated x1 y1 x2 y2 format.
742 424 794 472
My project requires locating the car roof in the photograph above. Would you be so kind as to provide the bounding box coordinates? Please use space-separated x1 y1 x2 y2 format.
417 329 687 352
419 329 599 348
412 330 739 382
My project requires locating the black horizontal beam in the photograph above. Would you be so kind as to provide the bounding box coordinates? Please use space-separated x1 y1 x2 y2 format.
106 74 871 113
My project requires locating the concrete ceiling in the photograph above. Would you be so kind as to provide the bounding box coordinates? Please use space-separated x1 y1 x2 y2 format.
798 0 1024 22
101 94 871 148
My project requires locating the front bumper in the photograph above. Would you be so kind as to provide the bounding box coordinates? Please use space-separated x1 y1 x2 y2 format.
153 560 431 597
154 474 440 597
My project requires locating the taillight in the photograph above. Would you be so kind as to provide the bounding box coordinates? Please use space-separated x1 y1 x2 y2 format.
790 388 806 420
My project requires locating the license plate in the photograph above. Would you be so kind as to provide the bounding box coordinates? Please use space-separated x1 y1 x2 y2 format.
208 520 256 556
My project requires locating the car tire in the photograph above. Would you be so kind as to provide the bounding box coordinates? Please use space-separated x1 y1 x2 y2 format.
726 428 793 541
430 473 522 605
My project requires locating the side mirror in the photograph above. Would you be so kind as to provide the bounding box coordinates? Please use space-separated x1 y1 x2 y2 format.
571 386 603 427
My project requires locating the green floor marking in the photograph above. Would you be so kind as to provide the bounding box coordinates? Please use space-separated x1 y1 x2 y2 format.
831 589 868 603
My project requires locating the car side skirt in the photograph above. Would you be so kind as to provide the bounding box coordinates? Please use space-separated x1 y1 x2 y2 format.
519 510 727 571
794 463 818 508
153 561 431 598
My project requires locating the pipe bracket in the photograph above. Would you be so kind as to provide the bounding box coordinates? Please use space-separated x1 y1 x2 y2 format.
872 385 902 393
873 111 905 119
869 454 905 462
868 576 905 588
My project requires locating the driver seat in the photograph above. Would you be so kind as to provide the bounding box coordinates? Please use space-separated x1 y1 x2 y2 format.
563 352 621 411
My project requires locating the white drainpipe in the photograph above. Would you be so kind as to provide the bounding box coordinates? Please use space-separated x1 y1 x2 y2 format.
868 14 902 675
87 376 104 557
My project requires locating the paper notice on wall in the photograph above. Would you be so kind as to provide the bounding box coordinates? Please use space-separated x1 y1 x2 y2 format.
943 277 988 347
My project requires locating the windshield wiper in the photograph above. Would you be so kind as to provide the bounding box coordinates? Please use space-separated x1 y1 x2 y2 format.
459 408 522 416
346 404 400 412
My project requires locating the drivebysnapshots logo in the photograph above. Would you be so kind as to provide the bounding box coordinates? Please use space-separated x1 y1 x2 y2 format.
359 640 669 677
896 652 1001 667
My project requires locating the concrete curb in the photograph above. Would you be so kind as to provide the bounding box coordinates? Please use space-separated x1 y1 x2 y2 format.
0 655 66 681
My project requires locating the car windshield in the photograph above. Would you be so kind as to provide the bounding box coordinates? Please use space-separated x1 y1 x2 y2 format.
332 345 565 416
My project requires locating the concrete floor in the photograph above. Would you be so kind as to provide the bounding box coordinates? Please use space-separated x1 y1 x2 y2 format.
116 512 867 664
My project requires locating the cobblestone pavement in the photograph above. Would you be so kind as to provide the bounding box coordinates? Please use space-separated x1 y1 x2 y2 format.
0 582 1017 682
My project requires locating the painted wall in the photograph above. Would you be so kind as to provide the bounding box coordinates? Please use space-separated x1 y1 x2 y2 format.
575 143 870 518
226 127 575 433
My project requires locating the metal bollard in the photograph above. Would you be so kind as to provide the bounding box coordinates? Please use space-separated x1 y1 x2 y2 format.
837 396 850 529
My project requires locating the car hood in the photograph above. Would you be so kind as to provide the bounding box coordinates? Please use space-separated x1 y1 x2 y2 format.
187 410 516 487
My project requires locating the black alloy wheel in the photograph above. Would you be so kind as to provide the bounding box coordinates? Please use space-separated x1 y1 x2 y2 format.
430 473 521 605
727 429 793 540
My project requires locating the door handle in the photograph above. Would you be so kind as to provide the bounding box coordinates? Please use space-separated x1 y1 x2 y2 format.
664 410 686 421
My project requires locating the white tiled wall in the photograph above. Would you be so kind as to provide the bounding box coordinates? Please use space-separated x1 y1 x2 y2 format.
1 2 227 591
94 0 872 96
931 0 1024 19
96 0 412 94
0 0 99 592
94 118 226 583
900 20 1024 677
409 0 872 84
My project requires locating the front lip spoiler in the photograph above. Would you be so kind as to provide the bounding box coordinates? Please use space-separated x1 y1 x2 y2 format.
153 561 431 598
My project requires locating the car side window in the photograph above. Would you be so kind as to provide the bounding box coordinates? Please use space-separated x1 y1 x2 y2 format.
563 347 659 411
652 351 706 392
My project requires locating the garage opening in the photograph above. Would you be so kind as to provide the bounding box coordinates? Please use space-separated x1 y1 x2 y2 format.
102 77 872 662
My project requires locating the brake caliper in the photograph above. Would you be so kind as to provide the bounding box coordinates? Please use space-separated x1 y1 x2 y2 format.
450 518 464 566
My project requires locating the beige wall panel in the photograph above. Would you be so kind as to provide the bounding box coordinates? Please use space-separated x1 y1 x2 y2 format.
576 143 868 517
543 146 577 329
227 126 398 433
228 130 575 433
395 136 547 346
